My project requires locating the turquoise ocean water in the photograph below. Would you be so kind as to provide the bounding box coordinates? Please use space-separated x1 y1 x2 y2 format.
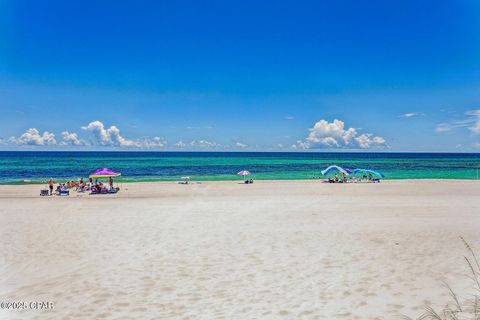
0 151 479 184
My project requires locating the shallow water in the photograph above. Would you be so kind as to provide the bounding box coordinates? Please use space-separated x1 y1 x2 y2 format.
0 151 479 184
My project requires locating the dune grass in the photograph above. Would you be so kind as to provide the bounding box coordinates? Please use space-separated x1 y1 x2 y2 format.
405 237 480 320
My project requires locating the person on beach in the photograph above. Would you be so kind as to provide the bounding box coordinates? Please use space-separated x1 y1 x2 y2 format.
76 178 85 191
109 176 113 189
92 182 101 193
342 172 347 183
334 173 339 183
48 178 55 195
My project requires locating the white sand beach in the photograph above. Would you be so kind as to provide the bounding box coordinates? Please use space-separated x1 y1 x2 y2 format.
0 180 479 320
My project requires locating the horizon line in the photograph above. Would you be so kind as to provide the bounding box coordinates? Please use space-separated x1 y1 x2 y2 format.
0 150 479 154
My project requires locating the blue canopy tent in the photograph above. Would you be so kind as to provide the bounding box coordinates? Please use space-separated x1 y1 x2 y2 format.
321 165 352 176
353 169 385 179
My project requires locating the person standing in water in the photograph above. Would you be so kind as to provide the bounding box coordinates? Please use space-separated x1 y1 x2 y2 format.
48 178 55 195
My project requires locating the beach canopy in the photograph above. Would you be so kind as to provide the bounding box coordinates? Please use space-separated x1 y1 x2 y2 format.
321 165 352 176
181 176 190 180
89 168 121 179
353 169 385 178
237 170 251 176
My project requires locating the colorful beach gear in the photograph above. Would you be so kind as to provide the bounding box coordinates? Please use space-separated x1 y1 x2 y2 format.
353 169 385 179
321 165 352 176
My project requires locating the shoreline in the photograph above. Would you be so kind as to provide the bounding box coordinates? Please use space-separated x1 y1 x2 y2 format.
1 176 480 186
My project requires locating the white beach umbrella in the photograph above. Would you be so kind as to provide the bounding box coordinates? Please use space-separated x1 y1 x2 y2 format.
237 170 251 178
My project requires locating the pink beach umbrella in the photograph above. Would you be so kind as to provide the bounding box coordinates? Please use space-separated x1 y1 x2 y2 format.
89 168 121 179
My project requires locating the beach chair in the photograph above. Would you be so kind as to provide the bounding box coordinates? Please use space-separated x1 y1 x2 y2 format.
78 186 90 193
89 187 106 195
40 189 49 196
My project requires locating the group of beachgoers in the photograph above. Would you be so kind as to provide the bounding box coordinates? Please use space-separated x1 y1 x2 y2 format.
41 165 381 196
45 177 118 196
327 172 378 183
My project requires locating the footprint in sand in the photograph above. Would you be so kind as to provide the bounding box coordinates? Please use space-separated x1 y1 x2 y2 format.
95 312 112 319
113 302 130 308
337 312 352 317
380 283 391 289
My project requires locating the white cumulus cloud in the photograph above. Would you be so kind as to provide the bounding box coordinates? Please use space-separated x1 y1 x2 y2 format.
82 120 165 148
60 131 87 146
189 140 219 149
174 141 186 148
140 137 167 148
290 140 310 150
10 128 57 146
82 121 138 147
355 133 386 149
295 119 386 149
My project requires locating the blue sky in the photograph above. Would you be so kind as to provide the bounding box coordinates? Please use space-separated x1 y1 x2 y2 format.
0 0 479 151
